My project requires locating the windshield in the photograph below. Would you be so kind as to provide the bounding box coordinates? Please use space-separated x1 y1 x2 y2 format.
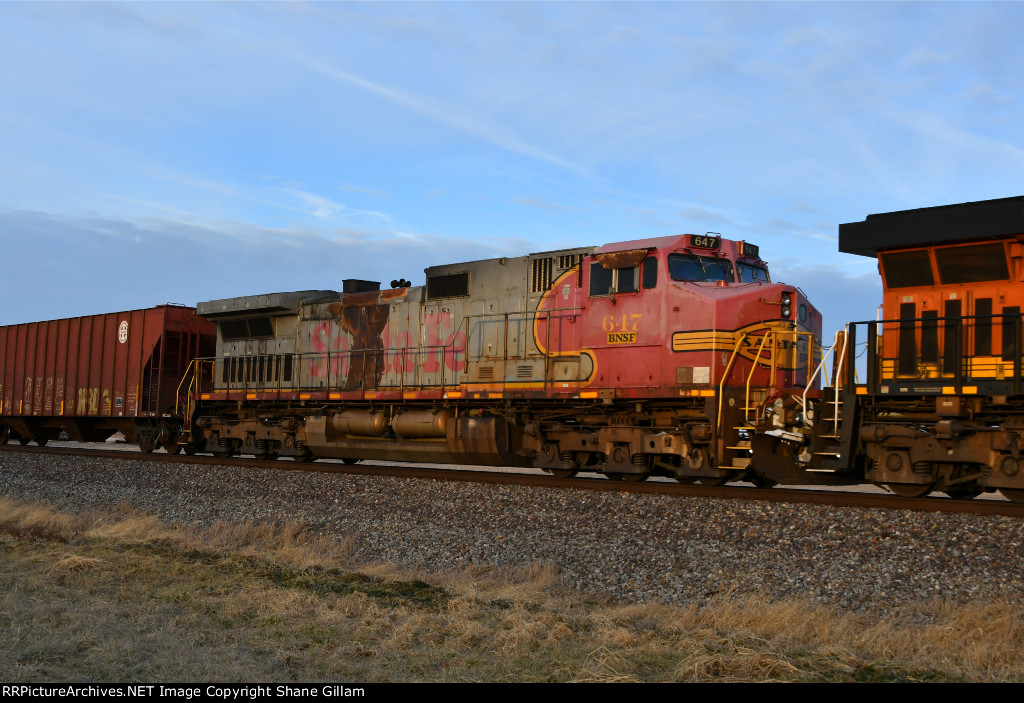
737 263 770 283
668 254 734 283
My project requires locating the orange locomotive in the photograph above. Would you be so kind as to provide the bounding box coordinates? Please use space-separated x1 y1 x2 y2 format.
753 195 1024 501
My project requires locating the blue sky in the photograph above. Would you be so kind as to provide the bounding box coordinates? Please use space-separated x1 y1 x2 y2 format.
2 1 1023 341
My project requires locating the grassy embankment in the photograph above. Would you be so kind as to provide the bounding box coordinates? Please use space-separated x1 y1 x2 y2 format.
1 496 1021 682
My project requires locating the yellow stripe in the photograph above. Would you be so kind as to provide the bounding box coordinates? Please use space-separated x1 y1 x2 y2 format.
580 391 598 399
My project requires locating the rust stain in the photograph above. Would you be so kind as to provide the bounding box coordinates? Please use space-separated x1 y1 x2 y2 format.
595 249 648 269
329 299 390 391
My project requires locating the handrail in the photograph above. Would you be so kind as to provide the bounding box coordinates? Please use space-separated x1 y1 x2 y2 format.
717 333 748 439
801 329 847 428
743 330 775 425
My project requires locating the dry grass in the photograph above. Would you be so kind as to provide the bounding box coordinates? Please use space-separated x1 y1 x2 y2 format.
0 496 1022 682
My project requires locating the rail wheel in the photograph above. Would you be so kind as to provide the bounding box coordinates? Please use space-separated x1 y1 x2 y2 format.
35 437 48 447
606 472 648 482
1000 488 1024 504
944 486 983 500
183 443 197 456
697 476 729 486
212 449 235 459
548 468 578 478
164 441 182 455
341 458 361 465
748 472 778 489
0 424 8 444
19 437 31 446
139 435 155 454
293 452 317 463
886 482 936 498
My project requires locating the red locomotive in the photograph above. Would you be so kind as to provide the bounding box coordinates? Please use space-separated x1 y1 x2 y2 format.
0 232 820 486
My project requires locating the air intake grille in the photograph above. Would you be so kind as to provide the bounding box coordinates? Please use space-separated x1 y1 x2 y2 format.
531 258 553 293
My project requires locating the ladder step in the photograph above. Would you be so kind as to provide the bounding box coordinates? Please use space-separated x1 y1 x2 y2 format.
726 445 751 450
733 426 756 431
807 467 840 473
813 452 841 457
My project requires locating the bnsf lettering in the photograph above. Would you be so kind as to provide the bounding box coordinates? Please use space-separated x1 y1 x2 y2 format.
607 332 637 344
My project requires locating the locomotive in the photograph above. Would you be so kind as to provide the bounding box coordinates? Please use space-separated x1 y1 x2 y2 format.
0 232 820 487
754 195 1024 503
6 194 1024 503
189 233 820 484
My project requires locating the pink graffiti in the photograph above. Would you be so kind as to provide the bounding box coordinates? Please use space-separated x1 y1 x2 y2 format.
309 314 466 380
422 311 466 373
309 322 350 378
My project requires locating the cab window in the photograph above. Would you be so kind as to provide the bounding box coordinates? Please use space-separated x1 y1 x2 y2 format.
737 263 769 283
589 263 640 296
668 254 734 283
880 250 933 288
642 257 658 289
935 243 1009 284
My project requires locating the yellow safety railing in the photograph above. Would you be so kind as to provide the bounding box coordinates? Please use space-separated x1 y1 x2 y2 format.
175 358 214 445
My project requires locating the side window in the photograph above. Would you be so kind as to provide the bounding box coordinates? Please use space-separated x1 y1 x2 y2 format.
643 257 657 289
589 262 641 296
618 267 637 293
590 263 614 296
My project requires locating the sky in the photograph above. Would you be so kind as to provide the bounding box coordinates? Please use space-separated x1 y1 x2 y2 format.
2 1 1023 342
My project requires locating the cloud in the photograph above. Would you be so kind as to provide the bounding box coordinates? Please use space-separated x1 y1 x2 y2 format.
0 209 537 324
300 56 583 172
513 196 580 212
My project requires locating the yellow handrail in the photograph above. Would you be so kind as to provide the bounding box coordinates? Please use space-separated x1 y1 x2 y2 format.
717 333 748 439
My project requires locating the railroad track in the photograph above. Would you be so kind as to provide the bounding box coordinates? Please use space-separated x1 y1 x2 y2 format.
3 443 1023 518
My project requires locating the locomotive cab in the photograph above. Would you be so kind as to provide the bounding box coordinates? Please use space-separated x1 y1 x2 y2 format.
833 195 1024 501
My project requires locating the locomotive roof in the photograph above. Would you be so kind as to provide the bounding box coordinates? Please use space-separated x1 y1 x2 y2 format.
596 235 685 253
838 195 1024 257
197 290 338 318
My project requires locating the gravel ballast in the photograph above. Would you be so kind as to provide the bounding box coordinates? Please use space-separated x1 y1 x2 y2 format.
1 451 1022 615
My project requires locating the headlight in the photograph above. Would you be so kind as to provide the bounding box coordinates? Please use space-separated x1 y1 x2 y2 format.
781 292 792 319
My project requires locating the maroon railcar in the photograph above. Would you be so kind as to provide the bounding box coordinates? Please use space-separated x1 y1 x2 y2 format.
0 305 215 450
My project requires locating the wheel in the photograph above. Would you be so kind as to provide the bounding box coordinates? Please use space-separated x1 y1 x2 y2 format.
747 471 778 489
341 458 361 465
19 437 31 446
944 486 982 500
35 437 48 447
0 424 9 445
184 444 197 456
673 476 697 484
138 435 155 454
697 476 729 486
605 472 649 482
1000 488 1024 504
886 482 936 498
548 469 578 479
164 442 182 455
212 449 234 459
293 452 317 463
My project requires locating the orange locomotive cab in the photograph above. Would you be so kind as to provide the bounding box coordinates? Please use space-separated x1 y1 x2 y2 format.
834 195 1024 501
839 195 1024 395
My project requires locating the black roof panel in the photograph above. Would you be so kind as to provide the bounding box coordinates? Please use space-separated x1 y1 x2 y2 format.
838 195 1024 257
